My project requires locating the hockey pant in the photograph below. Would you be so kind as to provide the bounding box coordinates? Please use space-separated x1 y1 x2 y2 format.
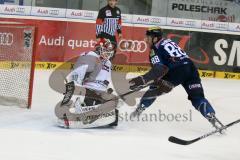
140 62 215 118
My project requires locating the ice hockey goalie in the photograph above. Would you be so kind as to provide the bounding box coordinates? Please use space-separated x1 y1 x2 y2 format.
55 39 119 129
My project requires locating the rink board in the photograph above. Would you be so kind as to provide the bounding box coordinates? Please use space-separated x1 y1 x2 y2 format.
0 61 239 80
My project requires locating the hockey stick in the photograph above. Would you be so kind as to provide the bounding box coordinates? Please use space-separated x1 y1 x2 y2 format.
104 83 154 103
168 118 240 145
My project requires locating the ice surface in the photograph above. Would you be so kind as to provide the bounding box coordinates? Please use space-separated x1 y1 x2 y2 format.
0 70 239 160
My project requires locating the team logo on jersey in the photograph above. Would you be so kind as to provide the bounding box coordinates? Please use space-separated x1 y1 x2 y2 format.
189 84 202 90
106 10 112 17
102 64 110 72
116 10 120 15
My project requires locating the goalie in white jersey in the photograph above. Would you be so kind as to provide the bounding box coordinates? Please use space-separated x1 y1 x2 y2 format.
55 39 119 128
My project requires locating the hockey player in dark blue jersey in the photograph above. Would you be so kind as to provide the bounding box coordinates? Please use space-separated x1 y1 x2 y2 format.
129 27 224 130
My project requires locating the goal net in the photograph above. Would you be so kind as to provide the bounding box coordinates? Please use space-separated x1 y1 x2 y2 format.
0 23 36 108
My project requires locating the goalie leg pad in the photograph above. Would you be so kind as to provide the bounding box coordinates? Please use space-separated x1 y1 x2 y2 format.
55 107 117 129
55 100 86 121
55 92 119 128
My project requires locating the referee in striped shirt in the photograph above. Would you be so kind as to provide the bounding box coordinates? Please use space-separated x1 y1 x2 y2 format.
96 0 122 44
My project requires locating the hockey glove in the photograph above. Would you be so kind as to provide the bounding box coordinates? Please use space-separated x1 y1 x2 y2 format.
153 79 174 93
129 76 146 90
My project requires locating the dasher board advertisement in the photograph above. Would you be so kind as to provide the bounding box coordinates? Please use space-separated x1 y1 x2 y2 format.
0 17 239 73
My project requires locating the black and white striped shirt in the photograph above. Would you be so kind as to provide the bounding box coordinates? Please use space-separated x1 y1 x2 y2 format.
96 5 122 38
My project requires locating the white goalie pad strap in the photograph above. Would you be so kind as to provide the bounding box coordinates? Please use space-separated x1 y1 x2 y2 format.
69 97 100 114
69 105 100 114
56 110 116 129
66 64 88 86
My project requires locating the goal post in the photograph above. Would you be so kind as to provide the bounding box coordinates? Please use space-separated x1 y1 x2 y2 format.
0 22 36 108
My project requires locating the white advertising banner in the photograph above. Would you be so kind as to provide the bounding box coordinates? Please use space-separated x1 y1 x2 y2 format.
66 9 97 20
31 7 66 18
122 14 133 24
201 20 229 30
228 22 240 32
132 15 167 26
0 4 31 15
0 4 239 33
167 17 201 28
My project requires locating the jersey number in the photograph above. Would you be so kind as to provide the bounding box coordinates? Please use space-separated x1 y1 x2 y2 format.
164 42 187 58
151 56 160 64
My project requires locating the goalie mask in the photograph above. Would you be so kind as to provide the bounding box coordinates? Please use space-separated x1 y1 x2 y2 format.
95 39 117 60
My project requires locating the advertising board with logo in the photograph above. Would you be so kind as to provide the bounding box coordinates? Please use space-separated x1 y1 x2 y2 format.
66 9 97 20
31 7 66 18
0 24 34 62
168 0 240 23
0 4 31 15
0 32 13 46
0 17 239 74
164 29 240 72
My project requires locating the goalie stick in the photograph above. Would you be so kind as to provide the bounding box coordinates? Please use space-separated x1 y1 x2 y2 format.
168 118 240 145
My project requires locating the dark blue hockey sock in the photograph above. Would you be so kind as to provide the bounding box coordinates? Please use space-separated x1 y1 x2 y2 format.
140 97 156 108
191 99 215 118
